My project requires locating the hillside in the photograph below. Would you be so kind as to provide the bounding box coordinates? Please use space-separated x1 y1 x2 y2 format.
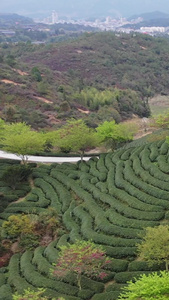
0 136 169 299
1 32 169 128
0 13 34 27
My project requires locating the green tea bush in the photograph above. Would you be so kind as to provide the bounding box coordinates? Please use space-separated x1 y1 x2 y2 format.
106 283 127 292
105 209 159 230
32 247 54 277
0 284 12 300
120 148 133 161
95 182 108 194
159 141 169 155
8 254 33 293
45 176 71 213
128 261 164 272
62 202 81 242
94 213 141 239
77 289 94 299
105 259 128 272
44 240 59 263
157 155 169 173
102 245 137 258
108 186 164 220
96 154 108 173
132 157 169 192
140 148 169 181
114 271 151 283
0 273 6 286
74 206 139 247
57 234 69 248
92 291 120 300
149 142 159 161
123 161 169 207
104 153 114 169
20 251 79 296
88 161 101 179
77 162 90 173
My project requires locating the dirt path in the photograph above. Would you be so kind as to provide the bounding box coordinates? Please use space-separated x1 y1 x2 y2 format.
34 96 53 104
13 68 29 76
1 79 23 86
77 108 90 114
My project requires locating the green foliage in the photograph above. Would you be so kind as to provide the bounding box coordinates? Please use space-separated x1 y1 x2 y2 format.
2 214 34 238
54 119 100 158
96 120 136 149
137 225 169 271
153 112 169 128
31 67 42 82
35 207 60 236
5 54 16 67
73 87 119 110
118 271 169 300
13 288 63 300
0 122 46 162
19 233 39 250
37 81 49 95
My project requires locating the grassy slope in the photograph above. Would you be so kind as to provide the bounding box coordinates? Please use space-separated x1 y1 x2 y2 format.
0 136 169 299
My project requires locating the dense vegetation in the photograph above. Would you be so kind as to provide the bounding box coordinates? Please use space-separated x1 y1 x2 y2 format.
1 135 169 299
2 32 169 128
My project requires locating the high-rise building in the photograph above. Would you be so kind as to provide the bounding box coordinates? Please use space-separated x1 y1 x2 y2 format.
52 11 58 24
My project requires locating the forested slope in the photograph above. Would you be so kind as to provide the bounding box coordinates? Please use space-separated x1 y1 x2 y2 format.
1 32 169 128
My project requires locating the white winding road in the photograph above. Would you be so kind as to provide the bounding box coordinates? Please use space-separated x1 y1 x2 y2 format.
0 150 93 163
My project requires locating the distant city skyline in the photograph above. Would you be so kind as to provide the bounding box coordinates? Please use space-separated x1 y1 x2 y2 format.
1 0 169 19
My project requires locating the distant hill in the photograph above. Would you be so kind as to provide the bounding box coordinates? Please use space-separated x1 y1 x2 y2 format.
0 13 34 27
123 18 169 29
126 11 169 29
128 11 169 21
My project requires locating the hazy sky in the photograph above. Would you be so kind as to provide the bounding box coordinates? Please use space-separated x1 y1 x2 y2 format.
1 0 169 18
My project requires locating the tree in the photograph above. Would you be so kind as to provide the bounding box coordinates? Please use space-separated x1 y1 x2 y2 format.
2 214 34 238
6 54 16 67
96 120 136 150
3 105 17 122
35 208 61 237
31 66 42 82
37 80 48 95
0 122 46 163
118 271 169 300
53 240 111 290
2 164 32 190
137 225 169 271
1 214 39 251
53 119 100 160
152 112 169 129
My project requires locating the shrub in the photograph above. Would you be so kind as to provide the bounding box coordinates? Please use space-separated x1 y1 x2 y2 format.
2 214 34 238
13 288 65 300
118 271 169 300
